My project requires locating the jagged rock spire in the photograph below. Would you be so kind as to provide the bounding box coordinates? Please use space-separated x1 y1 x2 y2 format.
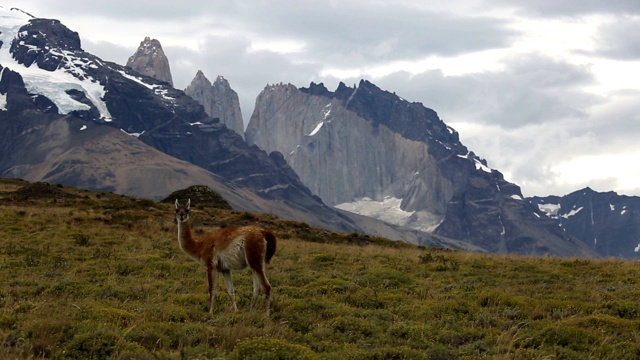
126 36 173 86
185 70 244 135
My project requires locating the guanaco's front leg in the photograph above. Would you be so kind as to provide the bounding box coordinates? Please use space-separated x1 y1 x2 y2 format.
221 270 238 312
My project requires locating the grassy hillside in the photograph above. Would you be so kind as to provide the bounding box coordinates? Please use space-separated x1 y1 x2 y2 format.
1 178 640 359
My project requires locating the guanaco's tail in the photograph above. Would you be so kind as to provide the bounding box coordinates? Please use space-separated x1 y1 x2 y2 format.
264 230 277 264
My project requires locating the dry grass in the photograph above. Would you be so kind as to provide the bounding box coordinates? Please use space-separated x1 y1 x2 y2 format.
1 179 640 359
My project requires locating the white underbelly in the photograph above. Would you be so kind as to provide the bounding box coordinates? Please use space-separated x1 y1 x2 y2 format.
216 238 247 270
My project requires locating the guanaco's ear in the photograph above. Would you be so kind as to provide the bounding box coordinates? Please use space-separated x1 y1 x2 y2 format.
175 199 179 209
186 198 191 209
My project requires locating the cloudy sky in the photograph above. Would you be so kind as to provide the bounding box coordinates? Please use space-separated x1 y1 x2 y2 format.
6 0 640 198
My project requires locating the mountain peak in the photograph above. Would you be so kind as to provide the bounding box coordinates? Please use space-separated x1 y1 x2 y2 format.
189 70 212 87
126 37 173 86
300 82 331 97
213 75 231 87
184 71 244 135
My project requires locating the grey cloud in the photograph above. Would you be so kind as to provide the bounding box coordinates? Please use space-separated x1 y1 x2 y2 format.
591 17 640 60
365 54 599 129
81 39 134 65
19 0 518 65
487 0 640 17
16 0 226 20
235 2 518 64
586 90 640 148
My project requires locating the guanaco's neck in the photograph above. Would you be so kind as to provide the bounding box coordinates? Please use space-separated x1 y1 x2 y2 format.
177 220 199 257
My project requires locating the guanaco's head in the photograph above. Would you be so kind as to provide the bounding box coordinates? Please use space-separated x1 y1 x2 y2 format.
175 198 191 223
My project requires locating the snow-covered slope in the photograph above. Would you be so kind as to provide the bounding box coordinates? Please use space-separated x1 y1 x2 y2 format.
0 7 111 119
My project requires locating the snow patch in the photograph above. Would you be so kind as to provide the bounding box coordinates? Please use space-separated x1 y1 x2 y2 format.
323 103 332 119
0 92 6 111
79 125 87 131
456 151 492 173
474 158 492 173
538 203 561 217
610 204 615 211
289 144 301 156
511 194 523 200
120 129 145 137
635 243 640 253
457 151 470 159
335 196 444 233
117 70 175 102
562 206 583 218
308 122 324 136
336 197 413 223
258 184 289 193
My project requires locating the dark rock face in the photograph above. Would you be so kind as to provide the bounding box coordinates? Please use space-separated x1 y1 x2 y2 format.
530 188 640 258
185 71 245 135
10 18 82 70
126 37 173 86
246 80 597 257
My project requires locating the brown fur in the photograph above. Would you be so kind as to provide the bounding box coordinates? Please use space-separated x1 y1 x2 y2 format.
174 199 277 315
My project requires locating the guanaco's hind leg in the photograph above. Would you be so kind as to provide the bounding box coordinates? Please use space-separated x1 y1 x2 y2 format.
207 264 218 314
221 270 238 312
250 269 272 315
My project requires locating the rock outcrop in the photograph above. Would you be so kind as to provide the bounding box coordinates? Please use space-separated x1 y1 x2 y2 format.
246 81 596 257
185 71 244 135
126 37 173 86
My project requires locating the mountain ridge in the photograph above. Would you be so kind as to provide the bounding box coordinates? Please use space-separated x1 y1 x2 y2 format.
0 7 357 234
529 187 640 258
0 7 485 250
3 7 630 258
246 80 597 257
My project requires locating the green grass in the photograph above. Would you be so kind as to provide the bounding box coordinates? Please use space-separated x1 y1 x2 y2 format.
1 179 640 359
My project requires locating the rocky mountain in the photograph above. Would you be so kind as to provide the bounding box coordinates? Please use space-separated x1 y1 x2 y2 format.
0 7 363 233
0 7 612 257
126 36 173 86
184 70 244 135
246 81 596 257
529 188 640 258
